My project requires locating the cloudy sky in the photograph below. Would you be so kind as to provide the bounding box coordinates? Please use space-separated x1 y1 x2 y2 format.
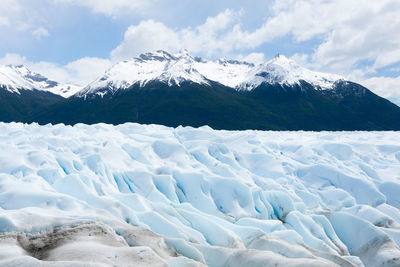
0 0 399 104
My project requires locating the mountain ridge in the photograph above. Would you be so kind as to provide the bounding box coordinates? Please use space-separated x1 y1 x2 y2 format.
31 79 400 130
76 50 346 98
0 64 81 97
0 50 399 130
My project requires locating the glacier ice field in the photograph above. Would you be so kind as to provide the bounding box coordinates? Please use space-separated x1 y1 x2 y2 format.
0 122 400 266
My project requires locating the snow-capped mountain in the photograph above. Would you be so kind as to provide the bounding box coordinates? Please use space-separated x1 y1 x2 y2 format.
0 64 81 97
78 50 210 96
77 50 344 97
0 50 399 130
195 53 345 91
241 54 344 90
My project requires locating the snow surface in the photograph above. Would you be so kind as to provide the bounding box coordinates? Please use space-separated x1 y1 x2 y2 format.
1 123 400 266
77 50 345 97
0 64 81 97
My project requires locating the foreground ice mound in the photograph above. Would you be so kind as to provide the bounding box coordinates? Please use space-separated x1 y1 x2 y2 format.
0 123 399 266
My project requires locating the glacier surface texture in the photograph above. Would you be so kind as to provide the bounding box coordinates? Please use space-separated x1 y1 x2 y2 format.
0 123 400 267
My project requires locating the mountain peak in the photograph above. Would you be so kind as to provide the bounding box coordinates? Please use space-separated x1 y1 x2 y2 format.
3 64 31 75
78 50 210 96
270 53 297 65
247 54 345 90
0 64 40 93
6 64 26 69
177 48 191 57
77 50 346 97
6 63 24 68
0 64 81 97
132 50 197 64
137 50 176 62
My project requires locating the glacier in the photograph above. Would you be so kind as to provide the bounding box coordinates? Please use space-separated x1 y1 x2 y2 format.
0 122 400 266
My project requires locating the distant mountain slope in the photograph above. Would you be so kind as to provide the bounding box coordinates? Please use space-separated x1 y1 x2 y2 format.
77 50 344 98
1 51 400 130
34 80 400 130
0 87 63 123
0 64 81 97
0 65 78 122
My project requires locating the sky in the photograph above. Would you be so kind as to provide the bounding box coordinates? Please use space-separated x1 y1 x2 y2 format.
0 0 399 104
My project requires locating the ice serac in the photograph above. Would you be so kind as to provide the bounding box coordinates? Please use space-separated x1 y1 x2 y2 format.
76 50 345 97
1 123 400 266
0 64 80 97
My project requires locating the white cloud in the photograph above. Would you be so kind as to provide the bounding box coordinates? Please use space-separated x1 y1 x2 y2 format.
262 0 400 74
360 76 400 106
236 53 265 65
0 53 111 86
290 53 310 66
0 0 22 29
110 9 240 61
0 53 27 65
390 67 400 72
63 57 112 85
53 0 152 17
32 27 49 40
110 20 181 62
108 1 399 71
0 16 10 27
0 0 49 38
0 0 22 14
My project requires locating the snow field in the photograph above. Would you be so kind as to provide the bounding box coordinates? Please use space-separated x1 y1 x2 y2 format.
0 122 400 266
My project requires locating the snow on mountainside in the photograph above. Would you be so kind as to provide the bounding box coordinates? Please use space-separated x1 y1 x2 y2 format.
77 50 345 97
48 83 82 98
1 122 400 266
0 64 81 97
78 50 210 96
195 54 344 91
242 54 344 90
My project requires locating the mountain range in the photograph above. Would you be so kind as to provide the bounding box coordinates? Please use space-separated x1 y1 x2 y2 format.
1 50 400 130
